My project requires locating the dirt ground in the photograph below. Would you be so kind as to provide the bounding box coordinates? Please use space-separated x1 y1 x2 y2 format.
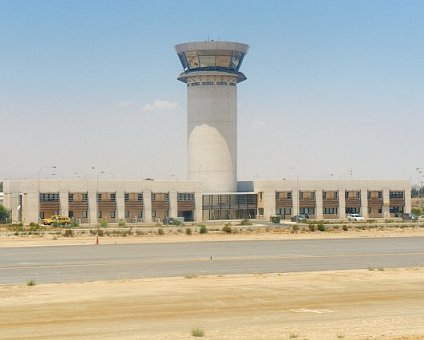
1 229 424 339
0 268 423 339
1 226 424 247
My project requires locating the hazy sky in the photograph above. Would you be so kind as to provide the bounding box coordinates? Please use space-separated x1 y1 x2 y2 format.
1 0 423 184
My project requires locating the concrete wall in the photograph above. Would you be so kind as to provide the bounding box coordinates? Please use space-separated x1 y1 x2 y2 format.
187 74 238 193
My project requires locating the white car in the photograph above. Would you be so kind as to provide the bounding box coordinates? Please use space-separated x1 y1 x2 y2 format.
347 213 365 221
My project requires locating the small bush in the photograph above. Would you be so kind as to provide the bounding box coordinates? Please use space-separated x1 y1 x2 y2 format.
63 229 74 237
70 219 80 228
199 225 208 234
239 219 252 226
118 219 126 227
26 279 36 286
291 225 299 233
342 225 348 231
191 328 204 337
100 220 108 228
222 225 232 234
317 223 326 232
157 228 165 235
308 224 316 232
185 228 192 235
97 229 104 237
172 219 182 226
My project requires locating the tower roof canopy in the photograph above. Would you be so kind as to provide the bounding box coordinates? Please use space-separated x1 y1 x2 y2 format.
175 41 249 73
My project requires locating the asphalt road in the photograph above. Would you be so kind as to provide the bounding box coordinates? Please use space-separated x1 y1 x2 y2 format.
1 237 423 285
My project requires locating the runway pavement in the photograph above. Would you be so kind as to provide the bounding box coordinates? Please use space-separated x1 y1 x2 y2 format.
1 237 423 284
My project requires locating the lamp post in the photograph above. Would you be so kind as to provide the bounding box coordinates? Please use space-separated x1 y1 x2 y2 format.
417 168 423 212
37 166 56 221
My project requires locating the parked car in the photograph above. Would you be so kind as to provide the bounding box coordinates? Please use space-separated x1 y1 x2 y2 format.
401 213 418 221
347 213 365 222
291 214 308 223
42 215 71 225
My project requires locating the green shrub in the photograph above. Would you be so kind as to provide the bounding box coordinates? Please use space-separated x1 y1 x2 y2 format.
97 229 104 237
222 225 232 234
308 224 316 232
172 219 182 226
52 220 60 228
185 228 192 235
199 225 208 234
70 219 80 228
317 223 326 232
26 279 36 286
292 225 299 233
118 219 126 227
157 228 165 235
100 220 108 228
191 328 204 337
239 218 252 226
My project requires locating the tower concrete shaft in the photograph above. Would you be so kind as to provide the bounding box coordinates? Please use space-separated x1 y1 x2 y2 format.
175 41 249 193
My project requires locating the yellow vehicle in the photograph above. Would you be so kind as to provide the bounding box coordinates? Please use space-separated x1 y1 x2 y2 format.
42 215 71 225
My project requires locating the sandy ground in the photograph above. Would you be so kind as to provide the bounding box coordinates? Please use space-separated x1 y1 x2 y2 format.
1 227 424 247
1 268 424 339
2 229 424 339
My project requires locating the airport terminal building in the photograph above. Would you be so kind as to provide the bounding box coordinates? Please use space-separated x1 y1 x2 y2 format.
2 41 411 224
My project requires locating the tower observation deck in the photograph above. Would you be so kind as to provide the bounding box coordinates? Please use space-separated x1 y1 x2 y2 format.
175 41 249 193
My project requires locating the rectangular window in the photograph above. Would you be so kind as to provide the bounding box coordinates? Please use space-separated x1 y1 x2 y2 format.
82 211 88 218
125 193 129 202
202 81 214 85
323 207 338 214
323 191 327 199
111 210 116 218
286 192 292 199
125 210 129 218
390 191 404 199
217 81 227 85
98 211 102 218
97 193 102 202
82 193 88 202
68 193 74 202
69 211 74 218
110 193 116 202
138 193 143 202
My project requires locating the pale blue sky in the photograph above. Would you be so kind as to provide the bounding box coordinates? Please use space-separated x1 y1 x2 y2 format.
1 0 423 183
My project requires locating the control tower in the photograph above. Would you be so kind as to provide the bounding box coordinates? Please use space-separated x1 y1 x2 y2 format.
175 41 249 193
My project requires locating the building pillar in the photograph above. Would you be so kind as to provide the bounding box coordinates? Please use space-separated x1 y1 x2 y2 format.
315 190 323 220
22 192 39 225
143 190 152 223
404 188 411 213
338 189 346 220
360 189 369 219
88 191 97 225
383 188 390 218
116 191 125 221
262 191 276 220
194 191 203 222
59 191 69 217
292 190 299 216
170 191 178 218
